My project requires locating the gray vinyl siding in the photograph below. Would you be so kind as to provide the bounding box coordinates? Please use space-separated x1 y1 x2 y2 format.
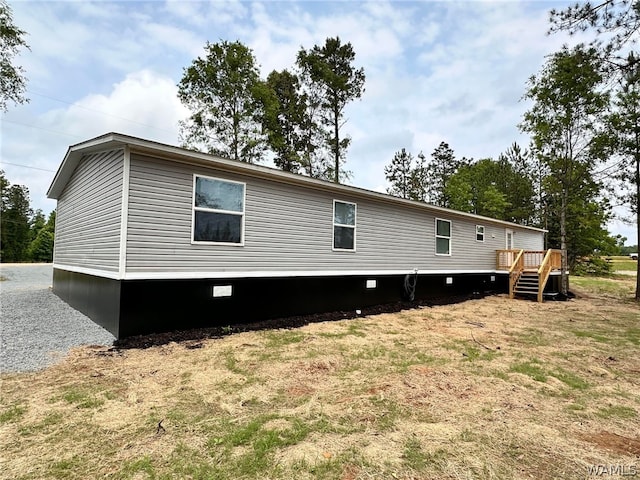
53 150 123 272
125 154 545 274
512 230 544 251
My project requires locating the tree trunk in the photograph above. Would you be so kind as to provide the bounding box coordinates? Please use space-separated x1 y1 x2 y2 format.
635 147 639 301
334 106 340 183
560 188 569 296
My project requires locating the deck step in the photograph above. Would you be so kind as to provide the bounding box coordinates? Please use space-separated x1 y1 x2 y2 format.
514 272 540 298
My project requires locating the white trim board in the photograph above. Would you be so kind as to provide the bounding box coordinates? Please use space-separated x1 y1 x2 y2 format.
118 146 131 278
53 264 504 281
54 264 122 280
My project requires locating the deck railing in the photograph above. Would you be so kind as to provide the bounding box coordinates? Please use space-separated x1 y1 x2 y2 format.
537 249 562 303
496 249 520 270
496 248 562 302
508 249 524 299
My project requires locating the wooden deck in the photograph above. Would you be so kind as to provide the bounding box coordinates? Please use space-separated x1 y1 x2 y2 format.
496 249 562 302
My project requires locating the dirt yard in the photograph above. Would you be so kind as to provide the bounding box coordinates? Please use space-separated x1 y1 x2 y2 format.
0 275 638 479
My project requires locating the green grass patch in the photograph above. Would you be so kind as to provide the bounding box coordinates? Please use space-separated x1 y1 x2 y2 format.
318 322 367 339
518 328 550 346
61 387 104 409
262 330 306 348
610 257 638 272
571 276 635 299
625 327 640 345
573 326 640 347
402 436 429 471
368 397 404 431
166 443 222 479
390 350 439 373
596 405 637 419
572 330 610 343
509 360 547 382
204 415 317 477
47 455 87 479
400 437 450 473
351 344 389 360
118 456 156 478
18 411 64 437
0 404 26 424
509 360 589 390
222 349 254 377
548 368 589 390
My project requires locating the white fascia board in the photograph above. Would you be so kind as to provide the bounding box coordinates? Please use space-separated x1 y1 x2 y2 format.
47 133 126 199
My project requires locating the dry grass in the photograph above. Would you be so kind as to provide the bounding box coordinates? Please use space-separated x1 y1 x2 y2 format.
1 275 639 479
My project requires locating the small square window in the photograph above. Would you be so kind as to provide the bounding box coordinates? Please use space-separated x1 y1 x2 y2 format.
476 225 485 242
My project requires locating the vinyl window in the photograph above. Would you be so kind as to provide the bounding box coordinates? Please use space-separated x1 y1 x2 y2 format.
476 225 485 242
333 200 356 251
435 218 451 255
192 175 245 244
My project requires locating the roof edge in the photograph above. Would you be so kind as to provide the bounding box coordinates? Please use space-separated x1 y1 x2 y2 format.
47 132 547 233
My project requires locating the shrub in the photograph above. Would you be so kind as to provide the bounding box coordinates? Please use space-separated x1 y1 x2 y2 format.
572 255 612 276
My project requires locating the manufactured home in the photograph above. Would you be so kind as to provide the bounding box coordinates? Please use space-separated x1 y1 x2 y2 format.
47 133 560 339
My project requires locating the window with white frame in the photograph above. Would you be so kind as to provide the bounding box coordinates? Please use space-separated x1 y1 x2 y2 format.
333 200 356 251
476 225 485 242
435 218 451 255
192 175 245 244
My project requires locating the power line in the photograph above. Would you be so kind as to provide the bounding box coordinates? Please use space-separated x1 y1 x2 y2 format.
0 162 56 173
27 89 179 136
2 119 84 139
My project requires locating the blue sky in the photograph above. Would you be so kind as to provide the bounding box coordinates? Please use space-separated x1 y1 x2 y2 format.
2 0 636 245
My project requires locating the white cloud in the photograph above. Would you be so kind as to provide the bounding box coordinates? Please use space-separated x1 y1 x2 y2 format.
164 0 248 28
1 70 188 214
139 23 204 58
41 70 187 142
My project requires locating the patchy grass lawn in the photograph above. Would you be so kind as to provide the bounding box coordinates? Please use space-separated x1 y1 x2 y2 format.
572 274 637 300
1 276 639 480
609 256 638 273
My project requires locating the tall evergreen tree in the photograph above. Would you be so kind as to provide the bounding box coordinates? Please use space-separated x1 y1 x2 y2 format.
500 142 547 228
178 40 264 163
30 209 45 241
520 45 610 294
0 0 30 111
260 69 307 173
605 52 640 298
549 0 639 70
426 142 464 207
1 171 32 262
385 148 414 199
297 37 365 183
27 210 55 262
292 68 331 180
409 152 429 202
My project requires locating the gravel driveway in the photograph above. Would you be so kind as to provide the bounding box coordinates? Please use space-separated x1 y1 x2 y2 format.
0 264 115 373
